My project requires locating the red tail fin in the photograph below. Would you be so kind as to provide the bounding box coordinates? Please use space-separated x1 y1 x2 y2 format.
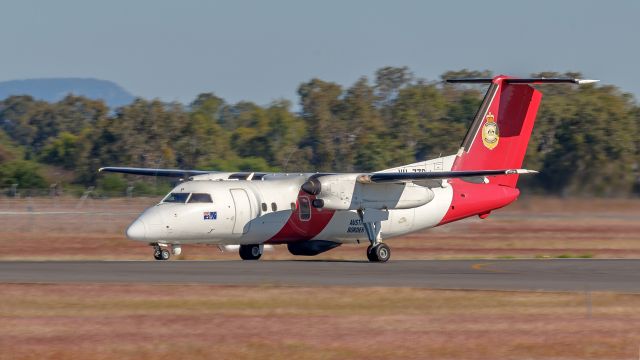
450 76 542 187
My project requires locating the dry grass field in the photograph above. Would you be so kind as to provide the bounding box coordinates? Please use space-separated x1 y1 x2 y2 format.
0 196 638 260
1 284 639 360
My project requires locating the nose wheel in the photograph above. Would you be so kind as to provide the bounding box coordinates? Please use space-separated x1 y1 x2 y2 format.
152 244 171 261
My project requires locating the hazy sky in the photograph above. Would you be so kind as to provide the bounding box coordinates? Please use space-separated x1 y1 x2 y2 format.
1 0 638 106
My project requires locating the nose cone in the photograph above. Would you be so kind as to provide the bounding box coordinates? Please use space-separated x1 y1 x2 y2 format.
126 219 147 241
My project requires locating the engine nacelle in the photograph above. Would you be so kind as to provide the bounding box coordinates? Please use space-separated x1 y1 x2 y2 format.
303 174 434 210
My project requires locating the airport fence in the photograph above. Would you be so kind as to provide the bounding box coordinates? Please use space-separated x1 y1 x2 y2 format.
0 185 158 234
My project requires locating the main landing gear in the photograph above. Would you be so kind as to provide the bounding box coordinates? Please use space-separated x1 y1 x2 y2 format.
367 243 391 262
359 209 391 262
239 244 263 260
151 243 181 261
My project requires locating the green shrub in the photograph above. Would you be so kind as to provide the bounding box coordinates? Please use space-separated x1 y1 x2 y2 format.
96 173 128 195
131 180 173 196
0 160 48 189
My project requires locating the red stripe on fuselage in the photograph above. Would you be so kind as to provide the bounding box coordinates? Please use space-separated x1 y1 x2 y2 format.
266 191 336 244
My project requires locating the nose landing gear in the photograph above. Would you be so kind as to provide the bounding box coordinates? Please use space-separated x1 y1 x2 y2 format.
151 243 173 261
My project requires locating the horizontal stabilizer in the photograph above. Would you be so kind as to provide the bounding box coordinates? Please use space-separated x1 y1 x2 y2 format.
99 167 212 177
359 169 537 183
445 78 599 85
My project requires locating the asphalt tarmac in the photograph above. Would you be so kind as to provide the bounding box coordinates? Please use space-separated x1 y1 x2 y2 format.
0 259 638 292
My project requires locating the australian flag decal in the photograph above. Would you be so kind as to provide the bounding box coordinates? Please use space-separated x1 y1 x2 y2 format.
203 211 217 220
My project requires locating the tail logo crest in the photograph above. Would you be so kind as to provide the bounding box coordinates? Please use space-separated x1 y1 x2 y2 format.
482 112 499 150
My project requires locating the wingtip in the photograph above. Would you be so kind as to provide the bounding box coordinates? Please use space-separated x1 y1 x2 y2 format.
515 169 539 174
576 79 600 85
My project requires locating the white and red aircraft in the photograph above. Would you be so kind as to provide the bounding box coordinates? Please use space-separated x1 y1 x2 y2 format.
100 76 596 262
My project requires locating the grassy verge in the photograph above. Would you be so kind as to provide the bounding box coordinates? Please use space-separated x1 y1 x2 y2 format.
1 284 639 359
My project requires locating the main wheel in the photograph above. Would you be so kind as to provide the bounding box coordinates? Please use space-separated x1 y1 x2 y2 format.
366 245 377 261
239 244 262 260
367 243 391 263
160 248 171 261
153 248 162 260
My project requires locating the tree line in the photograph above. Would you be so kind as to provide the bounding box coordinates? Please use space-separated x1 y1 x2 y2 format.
0 67 638 197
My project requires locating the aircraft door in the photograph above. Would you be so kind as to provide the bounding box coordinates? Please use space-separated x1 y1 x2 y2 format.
230 189 252 234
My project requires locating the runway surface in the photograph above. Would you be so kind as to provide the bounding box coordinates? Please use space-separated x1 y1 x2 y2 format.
1 259 639 292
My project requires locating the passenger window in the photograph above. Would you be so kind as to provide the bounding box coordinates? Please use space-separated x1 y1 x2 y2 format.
271 202 277 211
188 193 212 203
298 197 311 221
163 193 190 203
262 203 268 212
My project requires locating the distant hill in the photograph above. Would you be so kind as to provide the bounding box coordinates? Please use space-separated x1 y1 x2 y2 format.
0 78 135 108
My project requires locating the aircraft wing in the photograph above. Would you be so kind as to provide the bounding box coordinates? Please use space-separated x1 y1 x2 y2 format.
99 167 212 177
359 169 537 183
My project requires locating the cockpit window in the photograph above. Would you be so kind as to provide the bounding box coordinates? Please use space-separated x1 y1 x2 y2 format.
188 193 213 203
163 192 190 203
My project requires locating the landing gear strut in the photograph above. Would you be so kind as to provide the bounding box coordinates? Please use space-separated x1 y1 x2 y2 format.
239 244 263 260
358 209 391 263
